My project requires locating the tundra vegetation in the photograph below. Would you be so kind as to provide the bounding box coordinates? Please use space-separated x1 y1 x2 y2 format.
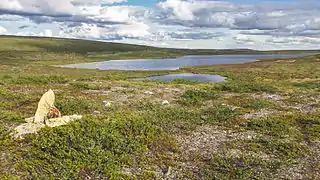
0 36 319 179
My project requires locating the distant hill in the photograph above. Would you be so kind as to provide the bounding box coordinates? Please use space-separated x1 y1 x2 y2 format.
0 35 319 55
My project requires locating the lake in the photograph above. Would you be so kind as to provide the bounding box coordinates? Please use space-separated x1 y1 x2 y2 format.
58 53 314 71
131 73 227 83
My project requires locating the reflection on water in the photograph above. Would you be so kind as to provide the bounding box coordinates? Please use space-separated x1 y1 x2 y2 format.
58 53 315 71
130 73 227 83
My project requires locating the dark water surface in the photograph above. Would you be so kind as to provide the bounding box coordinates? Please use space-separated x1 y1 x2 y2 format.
131 73 227 83
58 53 314 71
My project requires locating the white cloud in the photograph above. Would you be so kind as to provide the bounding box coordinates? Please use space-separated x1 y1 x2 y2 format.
0 0 319 50
0 26 7 34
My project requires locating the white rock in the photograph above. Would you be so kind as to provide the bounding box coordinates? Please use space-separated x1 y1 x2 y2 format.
45 115 83 127
93 111 101 114
162 100 170 105
13 123 45 139
34 89 55 124
13 115 83 139
144 91 154 95
104 102 112 108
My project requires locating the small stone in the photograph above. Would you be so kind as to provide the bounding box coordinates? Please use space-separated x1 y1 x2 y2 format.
104 101 112 108
144 91 154 95
93 111 101 114
162 100 170 105
163 166 171 176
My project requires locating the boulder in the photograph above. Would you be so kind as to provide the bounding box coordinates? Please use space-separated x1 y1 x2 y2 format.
13 115 83 139
12 89 82 139
34 89 55 124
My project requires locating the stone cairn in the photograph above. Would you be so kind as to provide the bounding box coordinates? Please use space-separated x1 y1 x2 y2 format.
13 89 82 139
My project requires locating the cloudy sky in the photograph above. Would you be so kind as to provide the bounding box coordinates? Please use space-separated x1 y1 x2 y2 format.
0 0 319 50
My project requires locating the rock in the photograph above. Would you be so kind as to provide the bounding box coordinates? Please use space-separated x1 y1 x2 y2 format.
144 91 154 95
13 115 83 139
45 115 83 127
93 111 101 115
162 100 170 105
103 101 112 108
164 166 171 176
34 89 56 124
12 89 83 139
25 117 34 123
13 123 45 139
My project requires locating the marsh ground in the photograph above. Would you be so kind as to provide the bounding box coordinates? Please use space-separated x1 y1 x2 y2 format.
0 36 319 179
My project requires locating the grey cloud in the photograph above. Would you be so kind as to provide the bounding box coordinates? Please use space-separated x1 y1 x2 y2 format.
18 25 28 29
153 0 320 33
28 15 126 25
169 31 225 40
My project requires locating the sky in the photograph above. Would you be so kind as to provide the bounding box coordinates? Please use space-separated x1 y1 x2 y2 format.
0 0 319 50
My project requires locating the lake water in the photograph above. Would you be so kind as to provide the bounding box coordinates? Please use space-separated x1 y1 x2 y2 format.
131 73 227 83
58 53 314 71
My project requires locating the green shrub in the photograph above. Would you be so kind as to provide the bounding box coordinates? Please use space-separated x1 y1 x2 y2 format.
11 75 68 84
230 138 311 160
247 113 320 140
70 82 102 90
55 97 93 115
214 81 277 93
227 96 277 110
18 114 175 179
296 113 320 140
201 105 238 124
141 105 202 132
180 88 219 106
200 153 281 179
291 81 320 90
247 115 298 138
0 110 26 123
